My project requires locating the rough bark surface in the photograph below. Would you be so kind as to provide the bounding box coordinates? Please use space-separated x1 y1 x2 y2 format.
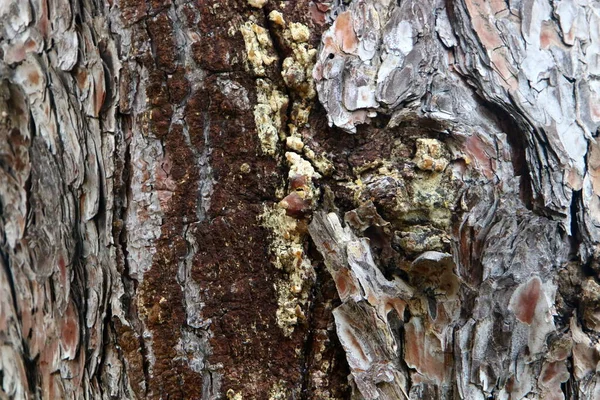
1 0 599 399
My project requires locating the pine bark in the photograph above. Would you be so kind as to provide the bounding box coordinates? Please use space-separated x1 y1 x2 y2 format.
1 0 599 399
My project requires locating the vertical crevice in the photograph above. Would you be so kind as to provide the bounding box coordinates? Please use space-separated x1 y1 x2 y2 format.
569 189 582 262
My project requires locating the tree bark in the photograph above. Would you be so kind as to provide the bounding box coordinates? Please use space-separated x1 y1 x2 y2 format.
1 0 599 399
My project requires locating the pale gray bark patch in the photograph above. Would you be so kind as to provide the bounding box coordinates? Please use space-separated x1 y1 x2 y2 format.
312 0 600 399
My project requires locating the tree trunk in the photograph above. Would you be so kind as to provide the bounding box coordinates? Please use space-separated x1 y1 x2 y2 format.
1 0 599 399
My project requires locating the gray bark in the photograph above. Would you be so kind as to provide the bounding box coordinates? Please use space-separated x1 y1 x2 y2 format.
1 0 599 399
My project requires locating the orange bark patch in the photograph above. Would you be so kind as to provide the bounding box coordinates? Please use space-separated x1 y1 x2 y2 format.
511 277 541 324
490 48 518 90
334 11 358 53
60 302 80 359
94 74 106 117
346 329 368 365
463 134 495 180
334 269 359 300
58 256 67 282
28 71 40 86
404 319 448 383
540 362 559 384
539 360 569 391
404 319 424 371
75 67 88 90
387 298 406 318
25 38 37 50
464 0 503 49
540 22 563 49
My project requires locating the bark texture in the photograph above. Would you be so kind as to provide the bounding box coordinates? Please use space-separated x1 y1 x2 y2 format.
1 0 599 399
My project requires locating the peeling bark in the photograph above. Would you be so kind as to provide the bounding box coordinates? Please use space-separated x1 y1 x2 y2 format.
1 0 600 399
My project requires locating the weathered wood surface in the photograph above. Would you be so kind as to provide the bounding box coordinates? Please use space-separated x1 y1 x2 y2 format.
1 0 599 399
